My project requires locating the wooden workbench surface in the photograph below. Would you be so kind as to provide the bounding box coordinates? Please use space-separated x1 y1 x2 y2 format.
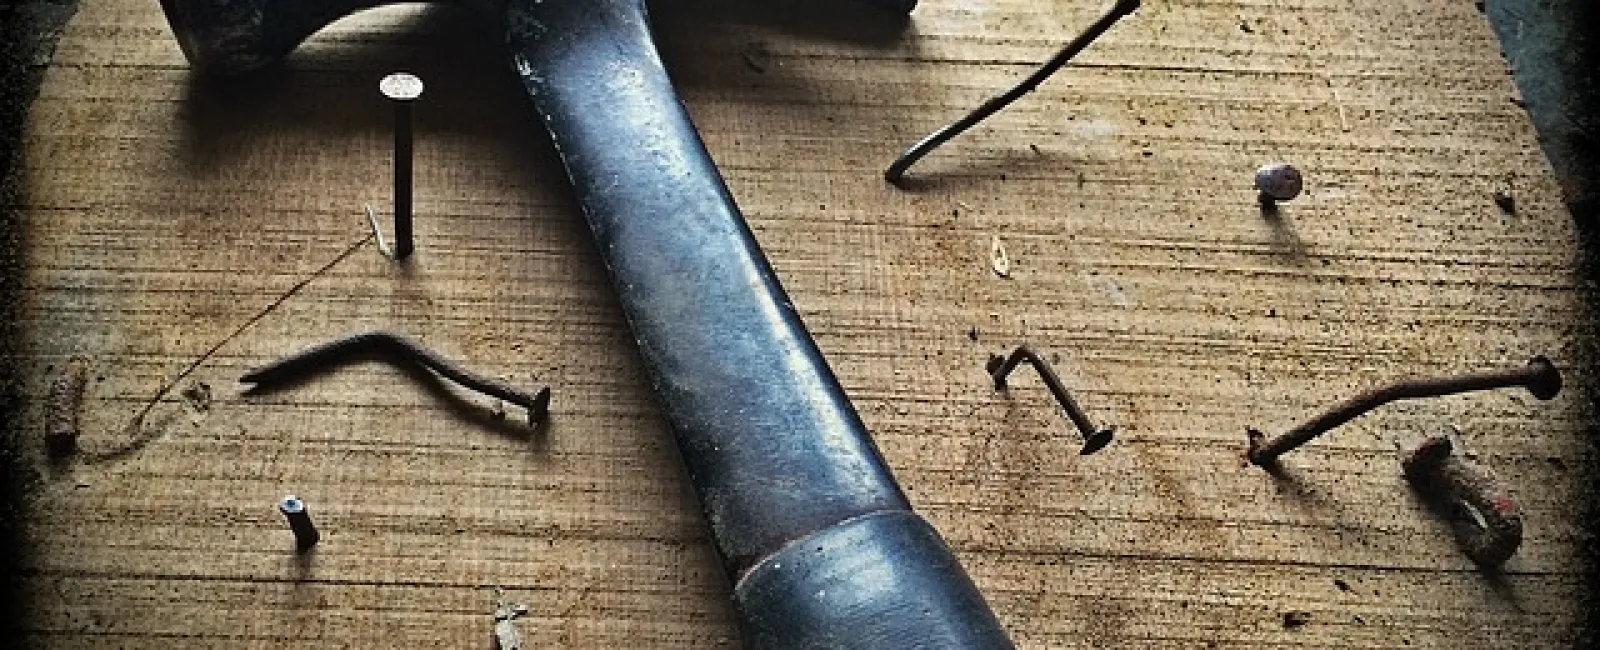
14 0 1595 646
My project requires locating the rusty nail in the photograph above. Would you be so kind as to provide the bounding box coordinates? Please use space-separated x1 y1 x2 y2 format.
45 357 89 458
988 345 1115 455
1247 356 1561 467
279 495 321 552
240 330 551 426
1400 434 1523 568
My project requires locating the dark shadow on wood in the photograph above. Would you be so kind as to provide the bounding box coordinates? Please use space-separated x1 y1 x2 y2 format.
0 0 79 643
1403 480 1528 610
1573 229 1600 647
172 5 564 186
1259 200 1310 266
657 0 914 49
883 146 1095 195
291 545 318 578
1257 459 1341 512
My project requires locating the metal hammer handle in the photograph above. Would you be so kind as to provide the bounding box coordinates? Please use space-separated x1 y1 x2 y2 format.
507 1 1011 647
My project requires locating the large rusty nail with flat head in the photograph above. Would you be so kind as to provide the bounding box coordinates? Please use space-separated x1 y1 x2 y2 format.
1247 356 1561 467
1401 435 1523 568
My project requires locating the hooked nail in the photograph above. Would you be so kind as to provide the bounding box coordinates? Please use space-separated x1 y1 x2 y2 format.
988 345 1115 455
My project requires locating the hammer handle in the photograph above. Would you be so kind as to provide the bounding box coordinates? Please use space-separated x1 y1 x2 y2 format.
507 1 1011 647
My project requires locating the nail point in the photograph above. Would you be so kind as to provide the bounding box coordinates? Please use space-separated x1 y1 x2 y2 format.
986 354 1007 387
529 387 552 425
1245 427 1272 466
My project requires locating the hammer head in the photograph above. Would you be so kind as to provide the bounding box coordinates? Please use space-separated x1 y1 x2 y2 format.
161 0 917 76
160 0 371 75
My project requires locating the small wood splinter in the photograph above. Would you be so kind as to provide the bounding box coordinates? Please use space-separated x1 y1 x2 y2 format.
240 331 550 425
45 357 90 458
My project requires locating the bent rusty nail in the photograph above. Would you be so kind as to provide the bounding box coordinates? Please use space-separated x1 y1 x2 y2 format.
240 330 550 425
1247 356 1561 467
988 345 1115 455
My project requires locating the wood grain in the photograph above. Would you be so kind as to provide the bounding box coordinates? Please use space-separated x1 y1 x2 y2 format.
13 0 1595 646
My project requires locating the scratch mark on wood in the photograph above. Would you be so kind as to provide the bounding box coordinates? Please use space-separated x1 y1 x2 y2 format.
83 231 374 464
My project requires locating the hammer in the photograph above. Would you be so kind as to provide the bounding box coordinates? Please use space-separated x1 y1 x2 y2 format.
158 0 1015 646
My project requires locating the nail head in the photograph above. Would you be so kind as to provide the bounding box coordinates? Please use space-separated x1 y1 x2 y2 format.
1400 435 1453 478
380 72 425 101
279 494 320 551
1524 355 1561 400
279 495 306 514
1080 426 1115 455
1255 162 1303 202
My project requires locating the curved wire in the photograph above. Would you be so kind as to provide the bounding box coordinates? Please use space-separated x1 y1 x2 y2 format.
884 0 1141 185
240 330 551 424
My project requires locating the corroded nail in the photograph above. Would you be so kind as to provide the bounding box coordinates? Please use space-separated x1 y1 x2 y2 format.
1247 356 1560 467
988 345 1115 455
883 0 1140 185
1254 162 1303 204
1401 435 1522 568
240 330 551 426
46 357 89 458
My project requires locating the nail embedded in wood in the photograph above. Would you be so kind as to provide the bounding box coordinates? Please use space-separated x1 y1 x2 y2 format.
380 72 424 259
883 0 1140 185
1401 435 1522 568
988 345 1115 455
45 357 90 458
1246 356 1561 467
1493 187 1516 215
1281 611 1312 629
239 330 551 425
279 495 321 552
1254 162 1303 205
